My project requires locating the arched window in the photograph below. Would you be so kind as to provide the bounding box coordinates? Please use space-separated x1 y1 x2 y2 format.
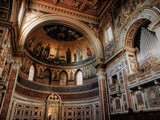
28 65 35 81
104 23 114 45
60 71 67 86
76 71 83 85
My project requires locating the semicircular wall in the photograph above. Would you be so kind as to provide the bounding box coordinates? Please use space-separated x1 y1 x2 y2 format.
15 74 99 101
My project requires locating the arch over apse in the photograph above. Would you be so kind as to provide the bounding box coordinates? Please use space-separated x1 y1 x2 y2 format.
19 14 103 59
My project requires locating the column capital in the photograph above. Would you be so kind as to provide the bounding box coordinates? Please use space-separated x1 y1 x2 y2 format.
11 59 22 69
97 70 106 81
95 63 106 70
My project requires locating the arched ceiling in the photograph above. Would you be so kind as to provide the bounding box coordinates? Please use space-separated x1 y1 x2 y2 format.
25 23 95 65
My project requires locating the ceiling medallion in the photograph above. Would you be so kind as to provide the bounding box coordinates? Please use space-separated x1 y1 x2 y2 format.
58 0 83 9
43 24 83 41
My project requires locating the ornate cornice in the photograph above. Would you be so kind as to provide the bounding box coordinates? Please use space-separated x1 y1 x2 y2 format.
29 1 99 24
99 0 118 20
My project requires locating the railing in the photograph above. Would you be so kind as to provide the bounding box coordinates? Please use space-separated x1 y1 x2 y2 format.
128 66 160 89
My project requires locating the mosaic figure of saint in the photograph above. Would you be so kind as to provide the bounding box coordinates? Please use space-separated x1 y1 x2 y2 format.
85 44 92 58
43 44 50 60
66 48 71 63
77 46 83 61
33 41 42 55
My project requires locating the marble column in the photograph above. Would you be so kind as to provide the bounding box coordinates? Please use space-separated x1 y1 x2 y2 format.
96 63 110 120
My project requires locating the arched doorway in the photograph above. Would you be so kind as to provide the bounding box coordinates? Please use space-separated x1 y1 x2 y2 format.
43 69 52 85
46 93 61 120
59 71 67 86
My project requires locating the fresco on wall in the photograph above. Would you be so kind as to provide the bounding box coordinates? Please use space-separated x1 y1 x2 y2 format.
105 41 117 59
146 86 160 108
25 24 95 66
113 0 154 37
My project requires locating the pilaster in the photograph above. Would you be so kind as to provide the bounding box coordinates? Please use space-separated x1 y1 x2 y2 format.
96 63 110 120
0 59 21 120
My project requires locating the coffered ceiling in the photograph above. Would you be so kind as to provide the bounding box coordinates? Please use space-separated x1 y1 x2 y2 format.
32 0 109 16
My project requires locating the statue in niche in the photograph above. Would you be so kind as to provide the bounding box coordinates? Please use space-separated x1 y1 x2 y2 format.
66 48 71 63
85 44 92 58
77 46 83 61
28 35 36 48
70 71 73 80
74 53 77 62
43 44 50 60
33 41 42 55
54 71 57 80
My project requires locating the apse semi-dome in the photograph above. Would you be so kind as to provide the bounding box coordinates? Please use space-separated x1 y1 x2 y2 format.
25 23 95 66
